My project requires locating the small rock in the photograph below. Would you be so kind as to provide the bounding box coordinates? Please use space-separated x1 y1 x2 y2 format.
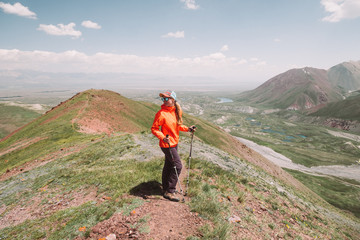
260 205 267 211
106 233 116 240
228 215 241 223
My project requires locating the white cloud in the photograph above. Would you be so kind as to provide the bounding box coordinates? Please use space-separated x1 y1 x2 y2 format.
0 2 37 19
81 20 101 29
37 23 82 38
209 52 226 59
220 45 229 52
180 0 199 10
0 49 275 81
273 38 281 42
250 57 259 62
162 31 185 38
321 0 360 22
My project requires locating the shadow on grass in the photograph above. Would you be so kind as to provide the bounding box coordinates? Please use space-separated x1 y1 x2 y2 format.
130 180 163 198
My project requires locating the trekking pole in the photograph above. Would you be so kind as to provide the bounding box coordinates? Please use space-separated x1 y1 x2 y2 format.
185 130 194 196
166 135 185 202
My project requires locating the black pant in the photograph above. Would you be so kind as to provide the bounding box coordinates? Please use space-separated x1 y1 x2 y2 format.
161 146 182 193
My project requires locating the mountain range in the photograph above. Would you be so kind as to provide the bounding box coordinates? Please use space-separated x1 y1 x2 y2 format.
238 61 360 114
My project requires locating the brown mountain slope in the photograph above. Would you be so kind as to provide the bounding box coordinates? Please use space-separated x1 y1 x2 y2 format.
43 89 157 134
238 67 343 110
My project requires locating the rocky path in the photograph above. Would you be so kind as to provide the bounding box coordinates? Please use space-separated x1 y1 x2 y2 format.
83 160 206 240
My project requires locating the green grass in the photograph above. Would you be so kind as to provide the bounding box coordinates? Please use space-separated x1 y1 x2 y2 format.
311 95 360 121
0 103 40 139
0 134 163 239
226 113 359 167
185 158 257 239
285 168 360 218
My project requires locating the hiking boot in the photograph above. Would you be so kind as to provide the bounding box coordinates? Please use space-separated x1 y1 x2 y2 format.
163 191 180 202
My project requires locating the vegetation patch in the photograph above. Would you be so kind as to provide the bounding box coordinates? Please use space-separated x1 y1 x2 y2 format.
0 103 40 139
285 168 360 218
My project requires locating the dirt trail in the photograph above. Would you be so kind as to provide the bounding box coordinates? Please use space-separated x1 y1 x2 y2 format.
134 197 204 240
85 160 206 240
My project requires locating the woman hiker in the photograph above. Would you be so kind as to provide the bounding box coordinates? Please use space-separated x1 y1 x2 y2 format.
151 90 196 202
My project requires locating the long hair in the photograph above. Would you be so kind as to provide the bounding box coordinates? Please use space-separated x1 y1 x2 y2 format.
174 101 183 125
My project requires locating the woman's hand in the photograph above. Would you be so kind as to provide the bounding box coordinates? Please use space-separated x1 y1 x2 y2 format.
163 136 170 144
188 125 196 132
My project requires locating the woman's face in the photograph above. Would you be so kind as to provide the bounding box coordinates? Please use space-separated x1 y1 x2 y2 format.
163 97 175 107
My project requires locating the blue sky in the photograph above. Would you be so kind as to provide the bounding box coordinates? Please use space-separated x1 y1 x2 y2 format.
1 0 360 89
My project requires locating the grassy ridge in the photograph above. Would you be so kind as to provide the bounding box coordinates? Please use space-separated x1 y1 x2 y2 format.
0 89 159 174
1 89 247 175
0 92 90 175
0 104 40 139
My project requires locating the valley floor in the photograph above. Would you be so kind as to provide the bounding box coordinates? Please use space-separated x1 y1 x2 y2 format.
236 137 360 182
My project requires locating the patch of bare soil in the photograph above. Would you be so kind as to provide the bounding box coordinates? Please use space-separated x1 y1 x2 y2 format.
139 198 204 239
0 187 98 229
80 212 143 239
84 198 204 240
73 92 140 135
76 118 113 135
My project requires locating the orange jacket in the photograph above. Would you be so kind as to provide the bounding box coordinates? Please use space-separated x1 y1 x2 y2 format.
151 104 189 148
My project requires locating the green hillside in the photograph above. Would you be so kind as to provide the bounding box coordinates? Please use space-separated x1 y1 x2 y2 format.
0 89 359 239
0 89 245 175
0 103 40 139
310 95 360 121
